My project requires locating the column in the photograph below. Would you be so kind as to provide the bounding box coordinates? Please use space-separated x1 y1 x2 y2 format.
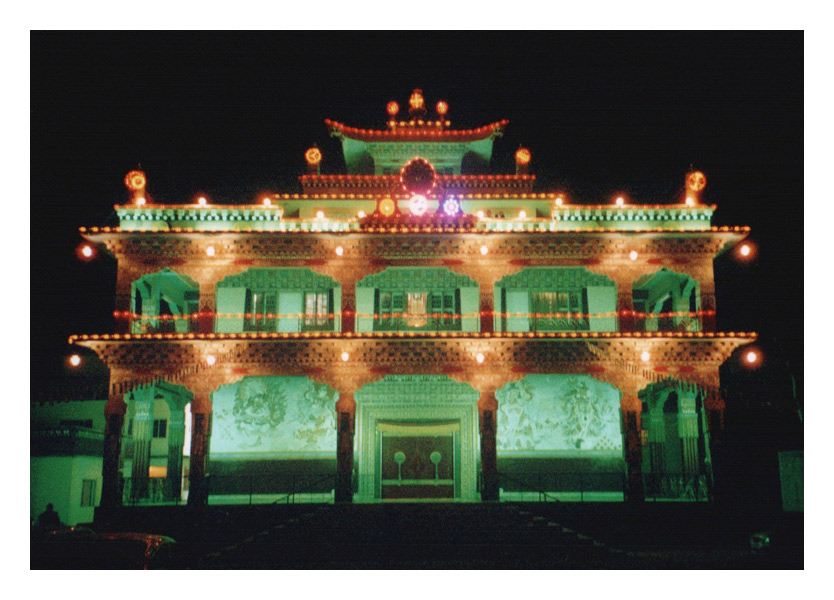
622 408 644 502
187 397 211 506
646 401 666 498
165 412 186 502
677 393 700 477
129 390 154 501
100 397 126 508
335 393 356 503
617 283 636 332
479 391 498 502
198 282 216 333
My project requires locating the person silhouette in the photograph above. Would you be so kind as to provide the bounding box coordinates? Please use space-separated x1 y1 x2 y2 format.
37 503 62 531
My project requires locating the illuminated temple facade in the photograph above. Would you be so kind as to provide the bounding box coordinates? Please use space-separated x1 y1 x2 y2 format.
72 90 755 507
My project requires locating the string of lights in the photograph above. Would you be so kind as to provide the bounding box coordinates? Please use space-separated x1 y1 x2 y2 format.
69 330 756 344
81 225 748 234
111 309 718 321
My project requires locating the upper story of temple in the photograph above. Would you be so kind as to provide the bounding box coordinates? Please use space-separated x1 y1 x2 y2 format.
75 90 751 341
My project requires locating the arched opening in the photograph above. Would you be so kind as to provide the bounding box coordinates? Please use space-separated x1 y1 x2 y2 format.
632 268 701 332
130 269 199 334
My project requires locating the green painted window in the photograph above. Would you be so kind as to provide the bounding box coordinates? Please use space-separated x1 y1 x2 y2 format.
152 419 167 439
375 290 460 331
531 291 588 331
81 480 96 507
302 290 334 331
244 290 277 332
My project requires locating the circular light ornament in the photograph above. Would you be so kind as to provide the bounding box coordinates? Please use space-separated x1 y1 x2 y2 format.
745 350 759 365
687 171 707 192
136 196 146 206
378 198 397 217
519 210 527 219
515 147 532 166
436 100 448 116
206 355 216 366
409 194 428 216
480 245 488 256
316 210 325 220
476 353 485 364
305 147 322 166
739 243 752 257
357 210 366 218
476 210 485 219
197 196 208 206
615 196 625 207
206 246 216 257
640 350 651 363
442 197 461 217
685 196 695 207
555 196 564 206
69 354 81 367
341 351 350 362
78 244 95 260
386 101 400 116
400 156 437 196
335 246 344 256
263 197 272 207
629 250 639 261
124 170 146 191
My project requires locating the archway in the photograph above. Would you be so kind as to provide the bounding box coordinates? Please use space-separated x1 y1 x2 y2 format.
632 268 701 332
130 269 199 334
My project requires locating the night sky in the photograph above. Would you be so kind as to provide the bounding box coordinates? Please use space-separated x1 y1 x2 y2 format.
30 31 803 403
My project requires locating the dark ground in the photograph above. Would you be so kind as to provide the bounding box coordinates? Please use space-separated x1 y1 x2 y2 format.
87 501 802 569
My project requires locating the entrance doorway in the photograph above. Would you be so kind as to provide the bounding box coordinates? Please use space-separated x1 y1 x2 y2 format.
379 422 457 499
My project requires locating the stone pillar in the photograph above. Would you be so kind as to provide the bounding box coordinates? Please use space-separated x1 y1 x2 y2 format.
165 413 186 502
188 397 211 506
617 284 635 332
198 282 216 334
129 389 154 501
479 391 499 502
677 393 700 477
100 397 126 508
623 409 644 502
335 393 356 503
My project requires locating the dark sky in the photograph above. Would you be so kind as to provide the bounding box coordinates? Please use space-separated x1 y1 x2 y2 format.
30 31 803 399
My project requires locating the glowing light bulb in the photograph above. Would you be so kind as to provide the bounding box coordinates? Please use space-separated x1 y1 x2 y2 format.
206 246 216 257
316 211 325 220
80 245 93 258
69 354 81 367
745 350 758 364
410 194 428 216
555 197 564 206
136 196 146 206
341 351 350 362
263 198 272 207
740 244 751 257
197 196 207 206
206 355 216 366
519 210 527 219
629 250 638 261
476 353 485 364
476 210 484 219
357 211 366 218
615 197 625 207
685 197 695 206
480 245 488 256
640 351 650 362
335 246 344 256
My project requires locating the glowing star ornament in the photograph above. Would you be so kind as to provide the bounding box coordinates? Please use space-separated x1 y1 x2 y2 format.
442 197 461 216
409 194 428 216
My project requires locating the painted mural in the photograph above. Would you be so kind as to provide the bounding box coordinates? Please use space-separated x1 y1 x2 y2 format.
495 375 622 454
210 376 337 457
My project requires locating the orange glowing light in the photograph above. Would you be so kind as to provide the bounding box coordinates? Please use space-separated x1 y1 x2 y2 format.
685 197 695 206
69 354 81 367
555 196 564 206
386 101 400 116
263 197 272 207
305 147 322 166
436 100 448 116
136 196 146 206
740 244 751 257
378 198 397 217
687 171 707 192
409 89 425 111
78 244 95 260
515 148 532 165
197 196 208 206
124 170 146 191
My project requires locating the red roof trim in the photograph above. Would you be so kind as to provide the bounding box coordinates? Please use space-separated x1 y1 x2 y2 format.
326 119 509 142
